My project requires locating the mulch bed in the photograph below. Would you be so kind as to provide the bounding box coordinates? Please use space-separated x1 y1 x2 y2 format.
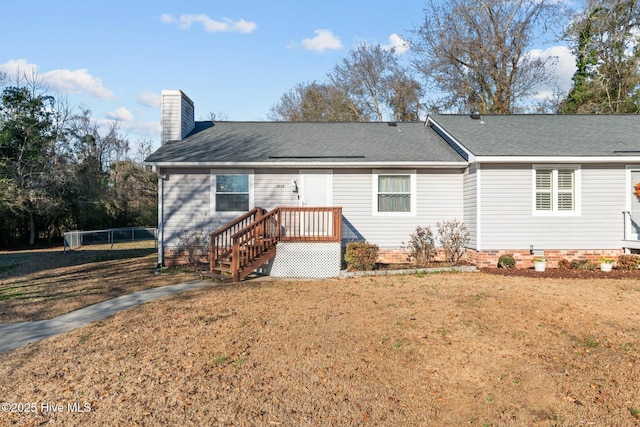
482 267 640 279
380 262 640 279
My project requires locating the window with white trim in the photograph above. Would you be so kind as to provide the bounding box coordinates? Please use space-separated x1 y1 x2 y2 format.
373 170 416 215
534 166 579 214
214 174 250 212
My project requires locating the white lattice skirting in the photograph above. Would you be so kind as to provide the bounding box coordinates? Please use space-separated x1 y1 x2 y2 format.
268 242 341 278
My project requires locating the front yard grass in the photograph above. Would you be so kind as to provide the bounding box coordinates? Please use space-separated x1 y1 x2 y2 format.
1 259 640 425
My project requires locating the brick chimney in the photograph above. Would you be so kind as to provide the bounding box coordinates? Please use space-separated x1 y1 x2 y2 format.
161 90 195 144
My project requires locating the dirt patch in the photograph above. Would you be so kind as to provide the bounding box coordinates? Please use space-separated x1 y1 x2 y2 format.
1 272 640 426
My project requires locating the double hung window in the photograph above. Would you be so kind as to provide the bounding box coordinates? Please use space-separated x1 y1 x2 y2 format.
374 170 416 215
213 173 251 212
534 166 579 214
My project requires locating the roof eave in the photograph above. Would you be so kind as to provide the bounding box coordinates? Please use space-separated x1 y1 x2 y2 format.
425 116 476 162
474 155 640 163
145 160 469 169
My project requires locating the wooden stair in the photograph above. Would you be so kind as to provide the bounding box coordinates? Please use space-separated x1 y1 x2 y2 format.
207 207 281 282
206 206 343 282
207 242 277 282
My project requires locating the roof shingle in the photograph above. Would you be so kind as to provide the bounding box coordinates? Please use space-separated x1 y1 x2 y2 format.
429 114 640 157
145 121 466 164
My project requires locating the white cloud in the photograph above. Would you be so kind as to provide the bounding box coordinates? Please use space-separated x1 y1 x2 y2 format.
106 107 134 122
382 33 409 54
299 29 343 52
137 91 161 108
529 45 576 92
0 58 38 78
43 69 114 99
160 13 256 34
0 59 115 99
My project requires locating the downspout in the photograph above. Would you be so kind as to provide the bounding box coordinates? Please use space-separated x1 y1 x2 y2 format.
156 167 165 268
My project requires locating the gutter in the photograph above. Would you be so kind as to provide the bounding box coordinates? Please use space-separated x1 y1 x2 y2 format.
144 161 469 169
473 156 640 164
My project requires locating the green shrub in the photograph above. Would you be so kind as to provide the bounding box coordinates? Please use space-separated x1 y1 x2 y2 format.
403 226 436 267
570 259 597 271
497 254 516 269
344 241 379 271
617 255 640 271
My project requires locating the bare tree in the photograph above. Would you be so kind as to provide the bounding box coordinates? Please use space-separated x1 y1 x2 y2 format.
562 0 640 113
272 44 423 122
207 111 229 121
330 42 420 121
67 108 130 229
412 0 563 114
387 68 424 121
269 81 363 121
70 107 129 171
108 159 157 227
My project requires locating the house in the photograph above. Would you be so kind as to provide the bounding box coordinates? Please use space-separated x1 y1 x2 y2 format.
145 90 640 278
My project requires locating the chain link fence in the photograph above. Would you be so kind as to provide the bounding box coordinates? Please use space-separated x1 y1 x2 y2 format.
63 227 158 251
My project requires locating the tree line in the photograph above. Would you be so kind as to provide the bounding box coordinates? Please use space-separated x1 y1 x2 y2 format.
270 0 640 120
0 76 157 246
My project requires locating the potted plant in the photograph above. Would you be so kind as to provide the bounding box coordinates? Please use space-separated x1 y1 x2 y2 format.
599 257 615 272
532 257 547 272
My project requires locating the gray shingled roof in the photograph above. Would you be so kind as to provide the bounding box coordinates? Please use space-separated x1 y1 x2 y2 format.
430 114 640 157
145 121 466 164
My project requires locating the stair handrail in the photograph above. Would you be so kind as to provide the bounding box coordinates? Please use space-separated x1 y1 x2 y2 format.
230 208 282 280
209 207 265 274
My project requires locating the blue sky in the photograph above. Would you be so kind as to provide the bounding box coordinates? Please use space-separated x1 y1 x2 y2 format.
0 0 575 151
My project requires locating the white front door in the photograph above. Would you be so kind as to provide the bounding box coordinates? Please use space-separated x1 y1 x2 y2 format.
300 170 332 206
299 170 333 237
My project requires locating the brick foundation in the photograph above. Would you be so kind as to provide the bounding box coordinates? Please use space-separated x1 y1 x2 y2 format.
163 248 209 267
469 249 625 269
377 249 412 264
165 246 626 270
376 248 475 265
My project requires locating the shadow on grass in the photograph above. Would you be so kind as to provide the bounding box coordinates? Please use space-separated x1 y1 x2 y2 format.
0 243 175 323
0 247 157 278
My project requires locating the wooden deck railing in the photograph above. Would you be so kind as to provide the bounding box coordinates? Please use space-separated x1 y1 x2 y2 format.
277 206 342 241
209 207 265 274
209 206 342 281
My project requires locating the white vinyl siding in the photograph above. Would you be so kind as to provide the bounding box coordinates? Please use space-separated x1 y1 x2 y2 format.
161 169 212 249
463 164 478 249
160 90 194 144
160 167 466 252
479 163 625 250
162 168 299 248
253 168 300 210
336 169 463 248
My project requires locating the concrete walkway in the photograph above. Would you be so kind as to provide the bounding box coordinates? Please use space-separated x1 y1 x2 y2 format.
0 280 216 355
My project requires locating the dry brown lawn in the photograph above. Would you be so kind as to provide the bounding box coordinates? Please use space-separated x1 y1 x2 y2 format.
1 246 640 426
0 241 198 323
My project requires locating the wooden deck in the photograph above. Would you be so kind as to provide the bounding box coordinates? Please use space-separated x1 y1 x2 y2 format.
207 206 342 282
